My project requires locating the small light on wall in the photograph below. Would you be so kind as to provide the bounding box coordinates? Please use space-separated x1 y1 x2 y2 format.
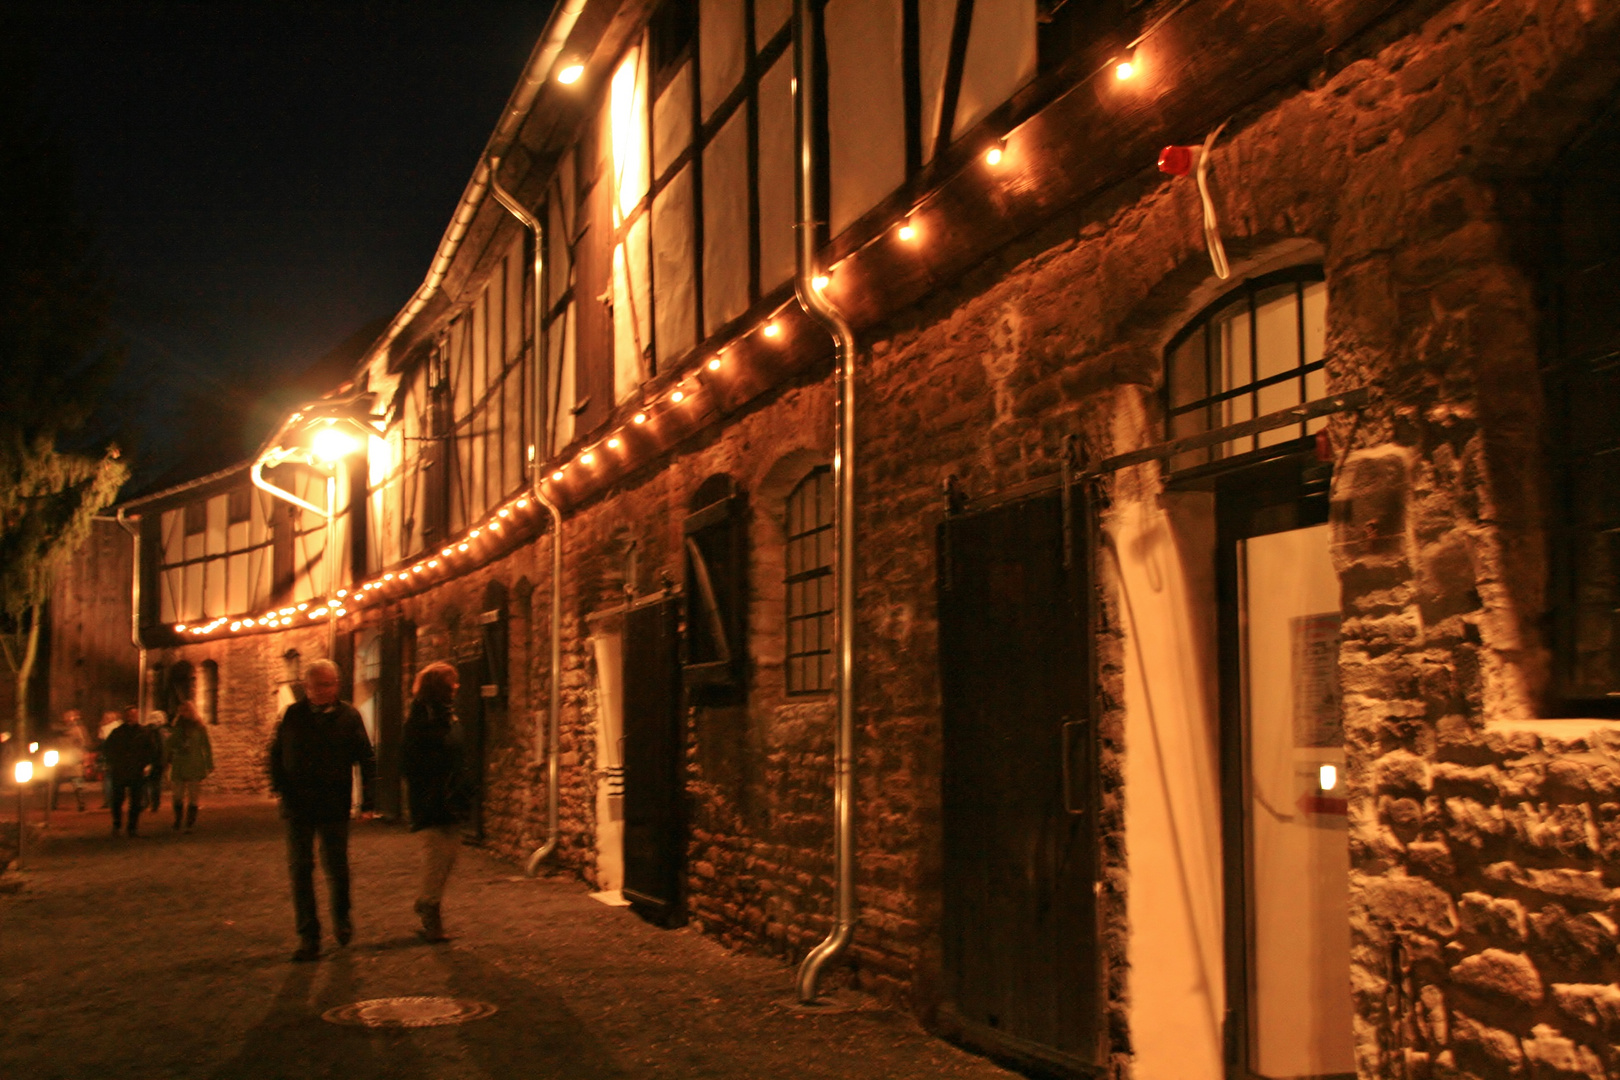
334 607 347 617
490 520 502 531
985 139 1005 166
632 412 648 425
428 559 440 568
230 621 242 631
762 321 781 338
498 508 511 518
557 63 584 85
1319 764 1338 791
607 436 621 449
441 547 454 557
244 618 257 627
551 469 565 480
43 749 59 768
174 624 187 632
458 543 469 552
1115 50 1137 80
897 222 917 242
580 451 596 466
470 528 481 538
670 389 686 403
517 498 529 508
707 356 722 371
14 760 32 784
383 573 394 581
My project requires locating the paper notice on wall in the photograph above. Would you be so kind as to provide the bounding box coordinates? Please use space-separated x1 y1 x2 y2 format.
1291 613 1342 748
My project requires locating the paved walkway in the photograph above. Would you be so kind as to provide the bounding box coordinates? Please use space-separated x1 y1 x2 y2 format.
0 796 1018 1080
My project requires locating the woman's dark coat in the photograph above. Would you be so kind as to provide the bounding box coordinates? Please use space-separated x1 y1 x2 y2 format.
401 697 470 831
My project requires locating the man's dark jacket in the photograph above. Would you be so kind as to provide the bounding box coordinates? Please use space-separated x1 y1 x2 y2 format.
267 699 376 824
102 721 158 785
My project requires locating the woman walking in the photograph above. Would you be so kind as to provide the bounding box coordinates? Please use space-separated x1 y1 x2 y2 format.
402 661 470 943
167 702 214 831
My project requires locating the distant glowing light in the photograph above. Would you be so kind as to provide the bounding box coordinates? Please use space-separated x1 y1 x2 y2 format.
311 426 357 463
707 357 722 371
174 624 187 633
632 412 648 425
428 560 439 569
811 274 829 291
459 543 469 552
897 223 916 242
43 749 59 768
580 452 595 466
470 528 481 538
558 63 584 85
499 508 511 518
14 760 32 784
1319 764 1339 791
670 389 685 403
441 547 453 557
552 470 565 481
334 608 347 617
985 145 1003 166
607 436 621 449
1115 55 1137 80
490 521 502 531
762 321 781 337
230 621 242 631
516 499 529 509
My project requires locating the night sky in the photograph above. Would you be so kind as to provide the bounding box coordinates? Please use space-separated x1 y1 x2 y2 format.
12 2 557 492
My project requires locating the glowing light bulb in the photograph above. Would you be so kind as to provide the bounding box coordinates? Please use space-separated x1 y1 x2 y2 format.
442 547 453 556
1319 764 1339 791
384 573 394 581
707 357 722 371
581 452 595 466
551 469 565 480
14 760 32 784
558 63 584 85
174 624 187 632
470 528 481 537
499 508 511 518
670 389 685 403
244 618 256 627
459 543 469 552
44 749 59 767
811 274 829 291
607 436 621 449
985 145 1003 166
230 621 242 631
632 412 647 425
429 560 439 568
517 499 529 508
898 223 916 241
490 521 502 531
762 321 781 337
1115 56 1136 80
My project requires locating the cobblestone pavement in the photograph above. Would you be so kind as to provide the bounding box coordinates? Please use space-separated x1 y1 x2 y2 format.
0 795 1018 1080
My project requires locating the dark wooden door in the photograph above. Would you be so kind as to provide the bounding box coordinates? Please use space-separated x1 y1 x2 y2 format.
621 597 685 926
938 490 1101 1074
454 651 486 842
374 619 408 822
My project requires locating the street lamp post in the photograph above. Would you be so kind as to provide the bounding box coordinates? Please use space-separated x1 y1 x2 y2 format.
13 757 32 871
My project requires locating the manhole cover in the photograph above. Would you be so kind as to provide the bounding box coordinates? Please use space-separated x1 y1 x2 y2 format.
322 996 498 1028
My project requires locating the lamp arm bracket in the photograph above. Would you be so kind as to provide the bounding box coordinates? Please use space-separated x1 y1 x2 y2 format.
251 457 328 518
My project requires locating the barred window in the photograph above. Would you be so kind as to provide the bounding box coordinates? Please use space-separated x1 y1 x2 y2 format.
785 466 834 694
1164 266 1327 471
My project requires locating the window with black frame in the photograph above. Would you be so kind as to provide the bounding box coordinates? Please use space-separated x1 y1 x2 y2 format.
784 466 833 695
1543 111 1620 713
1163 266 1327 472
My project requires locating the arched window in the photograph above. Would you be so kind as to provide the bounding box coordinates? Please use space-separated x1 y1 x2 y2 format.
784 466 833 694
1164 266 1326 471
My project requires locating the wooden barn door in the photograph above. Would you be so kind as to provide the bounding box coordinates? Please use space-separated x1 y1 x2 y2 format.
621 597 685 926
938 489 1102 1075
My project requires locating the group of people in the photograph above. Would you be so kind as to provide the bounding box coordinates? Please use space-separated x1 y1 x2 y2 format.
268 658 471 962
48 702 214 837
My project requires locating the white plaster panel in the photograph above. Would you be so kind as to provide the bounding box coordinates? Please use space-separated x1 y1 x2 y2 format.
205 495 226 556
918 0 957 162
227 552 247 615
755 0 791 52
757 55 796 294
653 164 697 367
952 0 1036 140
825 0 906 237
653 61 692 181
204 558 224 617
702 109 751 335
613 214 652 404
549 302 578 453
699 0 746 121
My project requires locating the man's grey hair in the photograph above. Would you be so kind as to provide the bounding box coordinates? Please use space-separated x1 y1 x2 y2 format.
303 658 341 681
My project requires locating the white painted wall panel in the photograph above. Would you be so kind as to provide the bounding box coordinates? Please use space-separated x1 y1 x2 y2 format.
227 553 248 615
755 0 791 51
757 55 796 294
702 109 750 334
653 61 692 181
699 0 746 121
952 0 1036 140
825 0 906 236
653 164 697 368
918 0 957 162
163 510 182 564
205 495 226 556
550 302 578 453
204 558 224 617
613 215 652 403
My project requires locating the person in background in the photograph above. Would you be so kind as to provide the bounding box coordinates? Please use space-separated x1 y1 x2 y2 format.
267 659 375 962
102 706 158 837
402 661 470 944
95 710 120 808
166 701 213 832
46 709 88 811
143 710 170 812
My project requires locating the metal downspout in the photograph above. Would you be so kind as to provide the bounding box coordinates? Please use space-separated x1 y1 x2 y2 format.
792 0 858 1004
114 509 146 718
489 157 564 876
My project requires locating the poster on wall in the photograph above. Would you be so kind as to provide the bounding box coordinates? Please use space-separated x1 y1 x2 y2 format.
1291 612 1342 748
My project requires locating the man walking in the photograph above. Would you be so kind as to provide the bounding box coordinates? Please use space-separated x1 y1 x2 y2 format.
102 707 158 836
267 659 375 962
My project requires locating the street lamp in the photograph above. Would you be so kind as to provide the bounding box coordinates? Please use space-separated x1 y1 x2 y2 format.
251 401 379 659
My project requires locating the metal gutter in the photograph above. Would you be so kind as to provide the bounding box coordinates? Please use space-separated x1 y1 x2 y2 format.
488 153 565 876
369 0 589 370
793 0 859 1004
